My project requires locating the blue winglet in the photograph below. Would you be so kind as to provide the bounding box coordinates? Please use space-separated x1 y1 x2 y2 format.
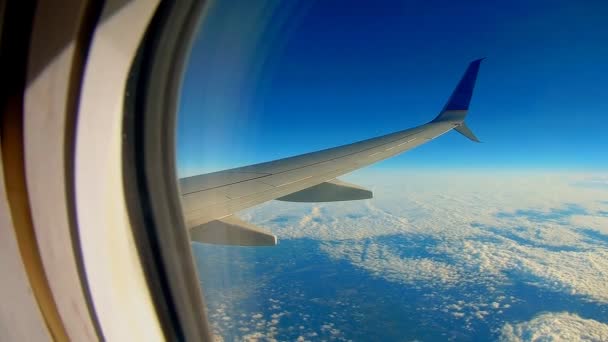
443 58 484 111
431 59 484 142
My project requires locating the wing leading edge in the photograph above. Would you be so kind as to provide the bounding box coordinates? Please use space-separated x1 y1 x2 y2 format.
182 59 484 246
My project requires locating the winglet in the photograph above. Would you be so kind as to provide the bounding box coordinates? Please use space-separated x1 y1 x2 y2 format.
431 59 484 142
432 58 484 123
442 58 484 112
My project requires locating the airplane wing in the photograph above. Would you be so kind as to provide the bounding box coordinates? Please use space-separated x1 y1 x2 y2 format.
181 59 484 246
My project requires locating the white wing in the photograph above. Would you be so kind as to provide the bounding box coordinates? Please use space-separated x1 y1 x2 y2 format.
181 59 484 245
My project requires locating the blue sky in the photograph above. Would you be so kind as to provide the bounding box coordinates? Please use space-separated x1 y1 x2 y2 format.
177 0 608 176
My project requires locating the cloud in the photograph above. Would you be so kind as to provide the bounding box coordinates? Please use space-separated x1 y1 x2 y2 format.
298 206 320 226
242 171 608 305
570 215 608 235
455 238 608 302
499 312 608 342
571 176 608 190
216 171 608 339
320 239 461 288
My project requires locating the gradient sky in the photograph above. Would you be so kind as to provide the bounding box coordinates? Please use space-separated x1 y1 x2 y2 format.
177 0 608 177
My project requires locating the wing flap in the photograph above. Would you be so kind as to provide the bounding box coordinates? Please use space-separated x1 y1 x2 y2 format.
190 216 277 246
276 178 373 202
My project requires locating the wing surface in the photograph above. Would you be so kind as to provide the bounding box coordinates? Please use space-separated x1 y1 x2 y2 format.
181 59 484 244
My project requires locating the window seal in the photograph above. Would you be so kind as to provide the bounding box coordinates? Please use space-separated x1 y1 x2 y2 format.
122 1 211 341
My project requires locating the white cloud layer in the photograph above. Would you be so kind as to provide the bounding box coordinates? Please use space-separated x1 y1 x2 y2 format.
499 312 608 342
242 171 608 306
199 171 608 340
320 241 461 288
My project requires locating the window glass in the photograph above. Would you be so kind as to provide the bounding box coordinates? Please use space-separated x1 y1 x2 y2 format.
178 1 608 340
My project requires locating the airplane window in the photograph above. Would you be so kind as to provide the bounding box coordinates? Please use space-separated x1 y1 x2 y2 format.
178 1 608 340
